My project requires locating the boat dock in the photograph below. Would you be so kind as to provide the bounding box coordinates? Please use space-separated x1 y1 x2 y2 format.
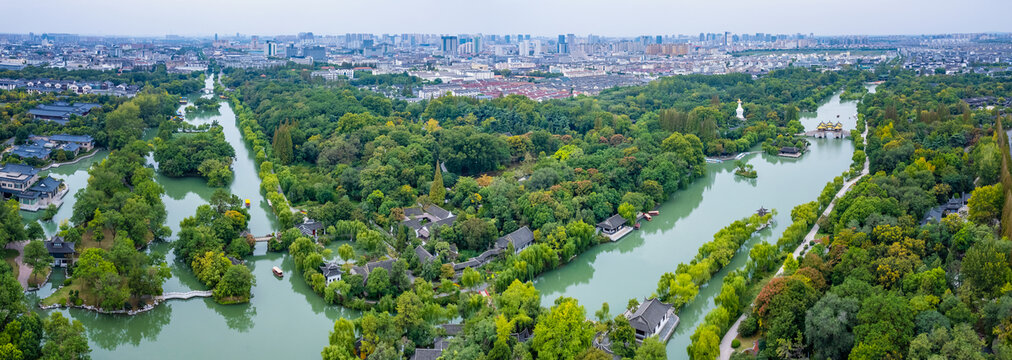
604 226 634 241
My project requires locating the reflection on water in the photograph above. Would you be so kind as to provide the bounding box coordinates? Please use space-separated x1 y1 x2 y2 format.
532 91 862 358
29 75 358 359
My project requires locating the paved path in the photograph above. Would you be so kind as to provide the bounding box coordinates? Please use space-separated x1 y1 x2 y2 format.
718 122 870 360
6 241 30 290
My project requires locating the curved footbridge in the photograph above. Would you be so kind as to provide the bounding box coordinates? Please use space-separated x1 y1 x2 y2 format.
157 290 213 301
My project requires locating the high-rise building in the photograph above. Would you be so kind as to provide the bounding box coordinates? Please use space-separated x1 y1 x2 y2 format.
265 41 277 57
441 36 459 55
656 35 663 44
303 46 326 61
557 34 568 54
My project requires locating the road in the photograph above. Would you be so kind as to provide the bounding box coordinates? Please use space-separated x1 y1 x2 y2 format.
5 241 31 290
718 122 870 360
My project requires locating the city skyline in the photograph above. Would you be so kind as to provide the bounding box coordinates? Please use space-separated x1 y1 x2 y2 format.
4 0 1011 37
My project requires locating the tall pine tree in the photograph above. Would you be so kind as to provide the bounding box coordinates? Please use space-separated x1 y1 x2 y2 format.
272 122 293 165
429 162 445 205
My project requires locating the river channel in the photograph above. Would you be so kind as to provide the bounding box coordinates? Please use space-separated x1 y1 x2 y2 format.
533 89 868 358
21 80 867 359
26 75 358 359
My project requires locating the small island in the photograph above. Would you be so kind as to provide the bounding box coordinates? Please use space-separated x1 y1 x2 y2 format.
734 160 758 178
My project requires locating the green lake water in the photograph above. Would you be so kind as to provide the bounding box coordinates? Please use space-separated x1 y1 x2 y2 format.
532 90 865 358
21 76 869 359
27 75 358 359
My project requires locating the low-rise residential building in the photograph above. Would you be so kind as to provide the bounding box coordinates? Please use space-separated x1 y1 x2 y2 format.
319 262 343 284
296 218 325 239
0 164 67 211
597 214 628 235
44 236 76 267
28 102 101 125
627 298 678 342
401 204 456 240
9 134 94 161
495 226 535 254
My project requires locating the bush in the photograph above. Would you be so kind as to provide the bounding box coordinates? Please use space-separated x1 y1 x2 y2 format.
732 339 741 348
739 313 759 337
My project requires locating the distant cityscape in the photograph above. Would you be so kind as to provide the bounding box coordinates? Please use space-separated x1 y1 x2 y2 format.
1 32 1011 102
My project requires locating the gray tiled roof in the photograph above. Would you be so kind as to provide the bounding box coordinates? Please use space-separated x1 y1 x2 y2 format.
628 298 672 334
44 236 75 255
319 262 342 278
411 349 443 360
597 214 627 229
415 245 435 264
495 226 534 250
29 177 62 194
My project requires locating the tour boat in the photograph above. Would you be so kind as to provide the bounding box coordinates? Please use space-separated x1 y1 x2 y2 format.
634 223 641 230
647 210 660 216
644 214 652 221
245 199 251 208
272 266 283 278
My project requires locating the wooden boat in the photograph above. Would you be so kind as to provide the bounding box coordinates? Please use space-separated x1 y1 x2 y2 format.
644 214 653 221
647 210 660 216
272 266 283 277
634 223 641 230
245 199 251 208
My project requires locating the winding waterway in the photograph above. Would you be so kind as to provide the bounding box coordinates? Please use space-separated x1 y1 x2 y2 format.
21 79 868 359
533 89 866 358
27 75 358 359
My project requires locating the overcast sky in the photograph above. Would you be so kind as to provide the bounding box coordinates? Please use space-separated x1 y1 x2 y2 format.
4 0 1011 37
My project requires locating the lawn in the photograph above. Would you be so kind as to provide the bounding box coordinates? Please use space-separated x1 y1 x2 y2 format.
43 278 84 306
27 267 51 288
42 276 153 309
733 333 760 354
1 248 18 280
80 228 116 251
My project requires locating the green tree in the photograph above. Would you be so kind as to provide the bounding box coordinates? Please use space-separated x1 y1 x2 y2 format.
272 123 294 165
74 249 117 288
461 267 481 291
22 240 53 284
213 265 255 303
0 200 25 248
635 336 667 360
41 312 90 360
322 318 357 360
968 183 1003 224
531 297 594 360
687 323 720 360
365 267 391 298
805 293 859 360
430 163 445 205
337 244 354 262
618 202 636 225
191 251 231 288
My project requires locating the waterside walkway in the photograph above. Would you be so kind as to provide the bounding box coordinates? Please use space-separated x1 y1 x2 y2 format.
717 122 870 360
